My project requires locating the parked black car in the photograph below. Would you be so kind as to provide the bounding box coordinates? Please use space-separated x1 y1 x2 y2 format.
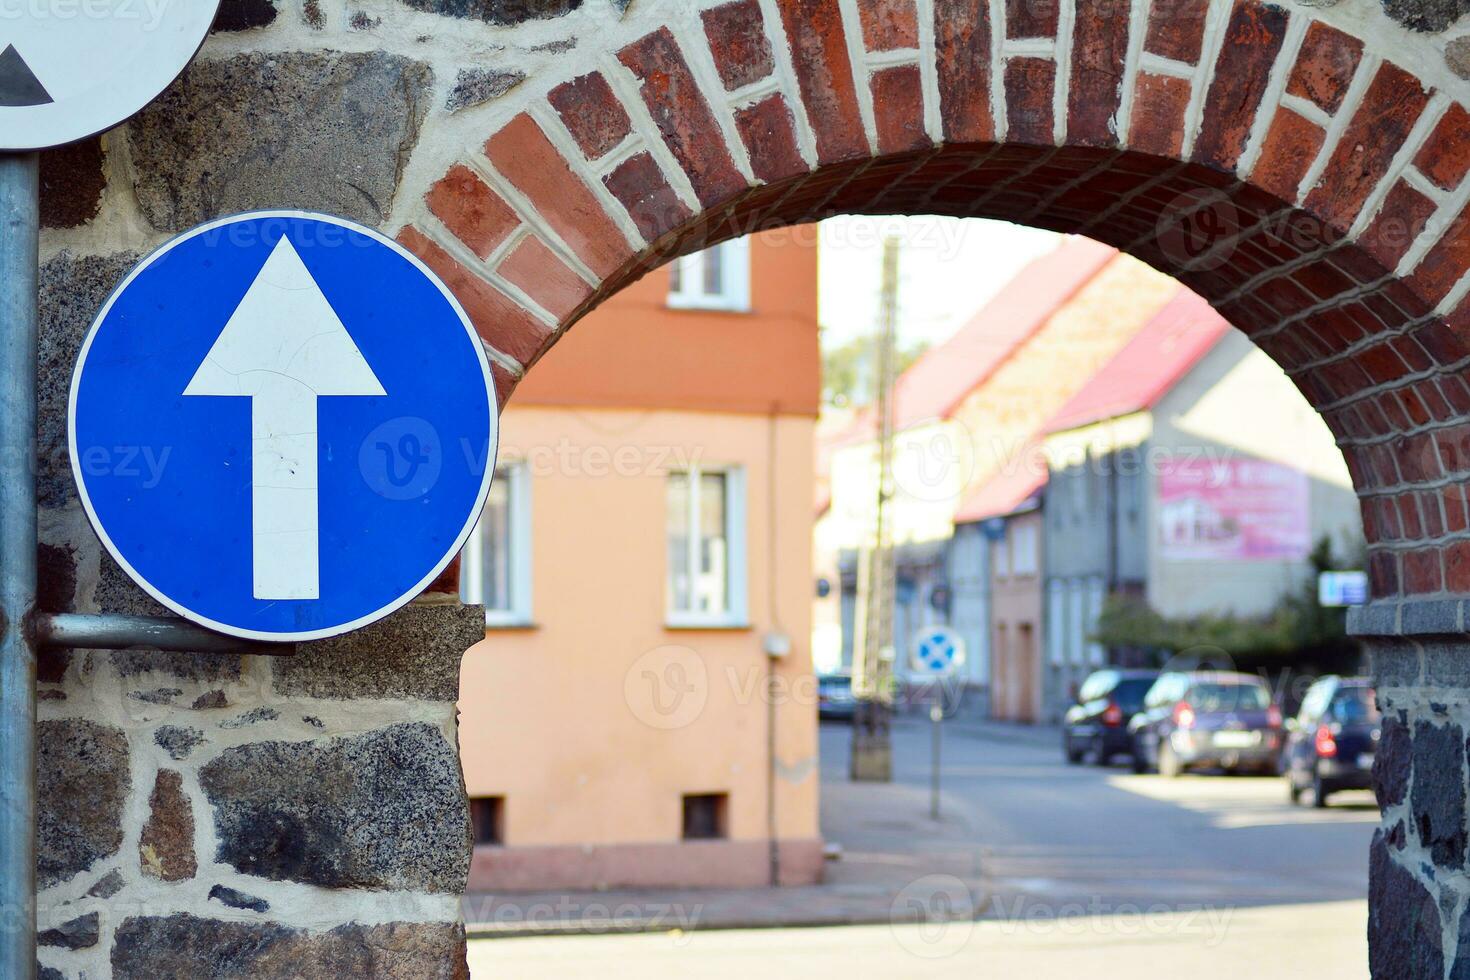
1063 669 1160 765
1129 671 1282 777
817 672 857 721
1283 676 1379 807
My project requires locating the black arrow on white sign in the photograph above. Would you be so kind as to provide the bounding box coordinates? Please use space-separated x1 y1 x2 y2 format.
0 44 54 108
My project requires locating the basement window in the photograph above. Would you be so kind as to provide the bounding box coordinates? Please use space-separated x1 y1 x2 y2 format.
682 793 729 840
470 796 504 847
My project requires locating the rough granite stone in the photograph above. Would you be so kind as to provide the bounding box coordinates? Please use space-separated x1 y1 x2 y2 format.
38 252 138 510
1376 714 1412 808
213 0 280 31
112 916 469 979
40 137 105 229
1382 0 1470 31
1370 830 1446 978
140 770 197 882
38 912 99 950
1449 35 1470 77
396 0 581 24
220 707 280 729
128 52 432 231
38 720 129 889
209 884 270 913
85 869 125 899
38 966 62 980
199 723 470 893
155 726 206 762
272 604 481 702
446 68 527 111
93 554 249 681
1412 721 1467 867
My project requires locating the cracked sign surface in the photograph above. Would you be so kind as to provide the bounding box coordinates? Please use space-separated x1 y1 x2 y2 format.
0 2 219 149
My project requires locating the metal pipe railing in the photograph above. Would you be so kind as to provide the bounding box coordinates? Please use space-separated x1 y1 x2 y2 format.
33 613 290 657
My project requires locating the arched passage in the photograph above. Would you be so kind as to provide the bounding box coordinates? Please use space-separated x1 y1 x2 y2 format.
396 1 1470 972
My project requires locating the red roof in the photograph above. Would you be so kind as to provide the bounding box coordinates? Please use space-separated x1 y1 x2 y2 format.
1042 287 1231 435
831 237 1118 448
954 451 1047 524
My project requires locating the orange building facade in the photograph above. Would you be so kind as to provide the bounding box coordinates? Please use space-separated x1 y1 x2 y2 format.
456 231 824 892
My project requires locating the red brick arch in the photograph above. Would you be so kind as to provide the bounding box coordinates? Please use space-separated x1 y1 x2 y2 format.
398 0 1470 608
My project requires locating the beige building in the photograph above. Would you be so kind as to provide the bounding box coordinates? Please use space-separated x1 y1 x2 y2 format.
457 232 823 891
820 237 1180 700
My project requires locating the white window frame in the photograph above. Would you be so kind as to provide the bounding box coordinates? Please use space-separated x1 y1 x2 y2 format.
666 465 749 629
667 239 752 313
460 464 533 627
1012 522 1039 577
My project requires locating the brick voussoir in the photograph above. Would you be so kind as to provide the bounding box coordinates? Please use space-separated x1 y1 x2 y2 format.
618 27 751 209
397 226 556 368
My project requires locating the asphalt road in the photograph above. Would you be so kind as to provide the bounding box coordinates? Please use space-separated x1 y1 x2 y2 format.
469 718 1376 978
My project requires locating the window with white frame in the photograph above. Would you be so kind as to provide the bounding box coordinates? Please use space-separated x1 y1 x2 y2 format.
666 467 748 626
992 533 1010 580
668 239 751 312
460 465 532 626
1046 581 1066 666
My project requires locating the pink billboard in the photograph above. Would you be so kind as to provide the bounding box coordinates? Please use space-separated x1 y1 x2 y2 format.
1157 456 1310 561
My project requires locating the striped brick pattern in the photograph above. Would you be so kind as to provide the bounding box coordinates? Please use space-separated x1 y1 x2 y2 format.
405 0 1470 602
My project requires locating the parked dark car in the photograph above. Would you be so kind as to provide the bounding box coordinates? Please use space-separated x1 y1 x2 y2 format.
817 672 857 721
1283 676 1380 807
1063 669 1160 765
1129 671 1282 777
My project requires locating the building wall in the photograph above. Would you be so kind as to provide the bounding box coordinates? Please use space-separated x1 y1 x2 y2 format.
512 231 820 417
458 406 822 890
990 511 1045 722
1147 331 1362 618
947 256 1176 496
947 521 992 700
1042 414 1152 719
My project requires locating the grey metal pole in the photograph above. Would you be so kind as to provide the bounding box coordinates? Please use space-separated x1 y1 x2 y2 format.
0 150 40 980
930 698 942 822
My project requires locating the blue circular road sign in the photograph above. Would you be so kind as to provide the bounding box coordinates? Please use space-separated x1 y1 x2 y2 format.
913 627 965 676
70 212 498 642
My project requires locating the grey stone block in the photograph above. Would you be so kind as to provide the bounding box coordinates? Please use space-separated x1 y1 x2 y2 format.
38 720 129 889
208 884 269 913
1371 640 1423 689
154 726 205 761
112 916 468 979
446 68 526 112
1412 720 1467 868
39 912 99 950
1370 830 1445 979
128 52 433 232
38 252 139 511
397 0 582 24
1402 599 1461 637
1376 714 1412 808
1381 0 1470 32
199 722 470 893
213 0 279 31
273 603 482 702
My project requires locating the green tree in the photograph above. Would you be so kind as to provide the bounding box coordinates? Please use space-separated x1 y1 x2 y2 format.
821 334 929 407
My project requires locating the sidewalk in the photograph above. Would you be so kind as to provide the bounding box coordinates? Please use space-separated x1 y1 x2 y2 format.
464 721 1032 939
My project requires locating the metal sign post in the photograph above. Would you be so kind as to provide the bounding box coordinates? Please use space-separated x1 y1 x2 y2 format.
911 626 965 824
1 7 225 976
0 149 41 980
930 699 943 822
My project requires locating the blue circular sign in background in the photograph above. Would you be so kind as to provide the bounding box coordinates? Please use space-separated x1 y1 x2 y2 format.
70 212 498 641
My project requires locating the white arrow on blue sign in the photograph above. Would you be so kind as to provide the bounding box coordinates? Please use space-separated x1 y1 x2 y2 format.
912 626 965 676
69 212 499 642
